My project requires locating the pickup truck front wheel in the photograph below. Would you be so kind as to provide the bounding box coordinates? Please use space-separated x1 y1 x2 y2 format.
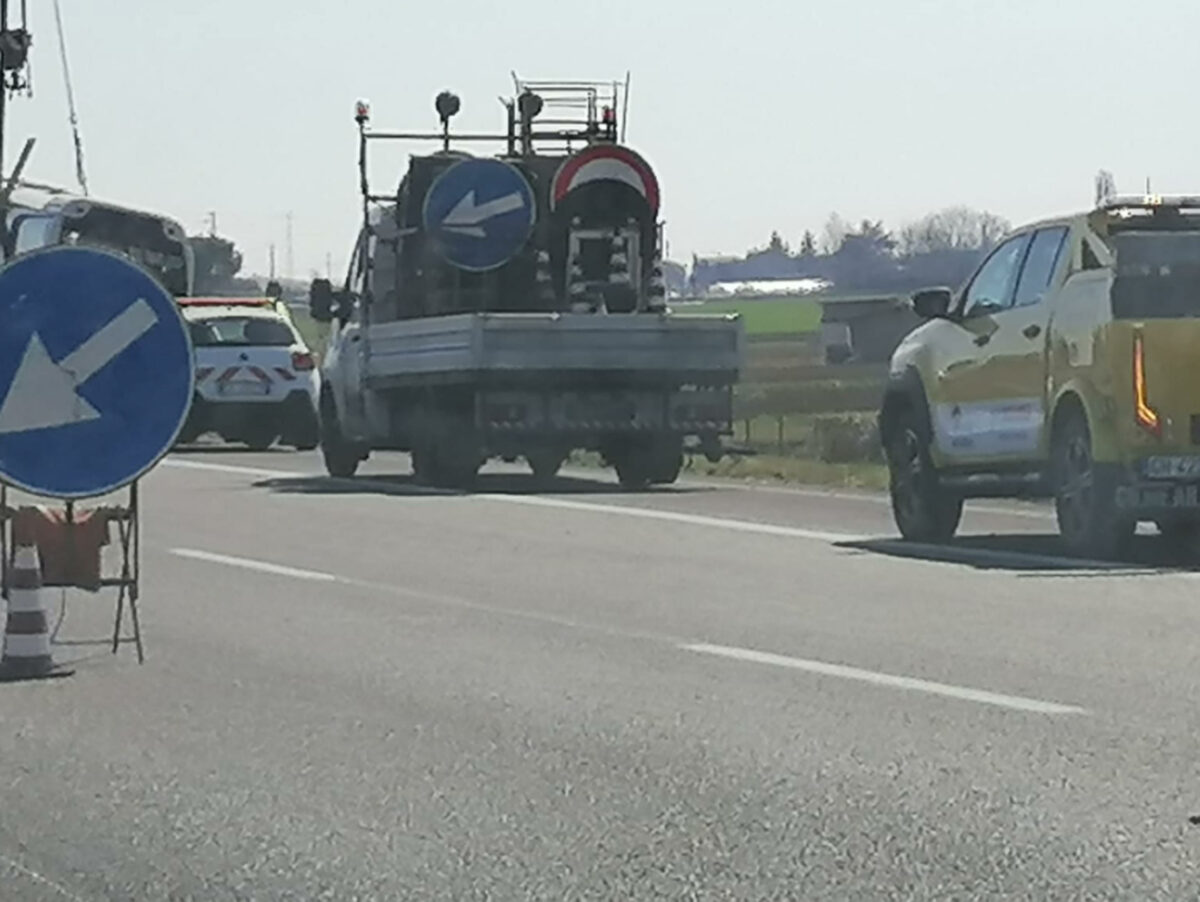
319 392 361 479
885 408 962 543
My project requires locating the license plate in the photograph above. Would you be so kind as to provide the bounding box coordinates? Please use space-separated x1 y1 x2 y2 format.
1117 483 1200 509
218 380 270 397
1142 456 1200 479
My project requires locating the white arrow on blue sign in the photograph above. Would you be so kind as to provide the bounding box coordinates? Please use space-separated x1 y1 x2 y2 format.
0 246 195 499
422 158 536 272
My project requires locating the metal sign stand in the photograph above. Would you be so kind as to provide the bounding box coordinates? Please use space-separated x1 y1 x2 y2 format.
0 480 144 663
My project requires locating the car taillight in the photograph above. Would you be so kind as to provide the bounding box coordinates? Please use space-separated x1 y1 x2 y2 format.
1133 331 1161 438
291 350 315 371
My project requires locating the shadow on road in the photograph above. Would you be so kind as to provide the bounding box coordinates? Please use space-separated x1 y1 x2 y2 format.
253 471 708 499
836 533 1200 576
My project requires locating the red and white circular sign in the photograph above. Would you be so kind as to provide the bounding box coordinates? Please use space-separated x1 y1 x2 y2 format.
551 144 660 216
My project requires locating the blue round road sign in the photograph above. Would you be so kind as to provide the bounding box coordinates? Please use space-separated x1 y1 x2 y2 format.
0 246 194 499
422 158 536 272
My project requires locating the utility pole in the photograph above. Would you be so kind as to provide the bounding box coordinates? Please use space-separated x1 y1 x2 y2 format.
0 0 10 178
206 211 218 237
326 252 332 279
285 212 294 280
269 244 276 279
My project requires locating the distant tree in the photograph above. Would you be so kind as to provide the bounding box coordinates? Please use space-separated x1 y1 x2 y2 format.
767 230 788 254
896 207 1010 256
189 235 245 294
820 213 849 255
799 230 817 257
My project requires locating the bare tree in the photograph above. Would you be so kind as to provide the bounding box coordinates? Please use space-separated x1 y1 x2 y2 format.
897 206 1011 256
820 213 849 255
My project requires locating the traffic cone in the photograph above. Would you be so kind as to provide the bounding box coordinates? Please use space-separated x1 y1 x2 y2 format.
0 542 73 682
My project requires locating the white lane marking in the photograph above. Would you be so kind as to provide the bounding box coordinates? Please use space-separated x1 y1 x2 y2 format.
162 458 303 479
682 643 1086 715
170 548 338 582
167 544 1084 716
483 493 867 543
0 853 90 902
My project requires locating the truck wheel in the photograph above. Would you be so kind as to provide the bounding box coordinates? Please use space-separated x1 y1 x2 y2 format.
526 449 565 483
245 427 277 452
1052 409 1133 559
884 406 962 542
1156 520 1200 559
647 439 684 485
414 438 480 489
319 393 360 479
615 457 651 490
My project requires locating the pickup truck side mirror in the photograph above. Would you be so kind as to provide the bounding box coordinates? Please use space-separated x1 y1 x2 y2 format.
911 287 953 320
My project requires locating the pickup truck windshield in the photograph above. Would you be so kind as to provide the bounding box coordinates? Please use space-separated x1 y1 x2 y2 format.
189 317 294 347
1111 230 1200 318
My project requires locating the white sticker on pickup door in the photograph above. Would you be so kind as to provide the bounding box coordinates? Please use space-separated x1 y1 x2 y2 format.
933 398 1043 458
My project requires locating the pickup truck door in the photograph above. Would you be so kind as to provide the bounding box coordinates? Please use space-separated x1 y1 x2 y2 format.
929 232 1032 462
978 226 1070 458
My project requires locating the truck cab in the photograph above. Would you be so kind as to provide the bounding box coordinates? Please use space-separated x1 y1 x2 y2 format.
881 194 1200 558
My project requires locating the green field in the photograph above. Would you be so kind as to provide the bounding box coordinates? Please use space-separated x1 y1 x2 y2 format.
675 295 822 336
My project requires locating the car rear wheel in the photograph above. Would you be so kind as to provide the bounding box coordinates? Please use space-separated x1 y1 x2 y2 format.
1052 410 1133 559
885 407 962 543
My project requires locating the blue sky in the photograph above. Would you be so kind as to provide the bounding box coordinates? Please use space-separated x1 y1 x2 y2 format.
11 0 1200 279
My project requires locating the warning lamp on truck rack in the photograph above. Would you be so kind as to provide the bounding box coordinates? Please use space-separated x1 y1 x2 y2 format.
1133 331 1162 438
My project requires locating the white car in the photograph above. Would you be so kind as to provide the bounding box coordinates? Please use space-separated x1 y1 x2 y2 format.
177 297 320 450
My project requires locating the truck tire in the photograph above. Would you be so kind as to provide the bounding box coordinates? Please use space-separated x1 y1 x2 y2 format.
647 439 684 485
319 392 361 479
526 449 566 483
1051 408 1133 559
884 405 962 543
615 457 651 490
245 425 278 452
413 435 481 489
1157 520 1200 560
611 439 681 490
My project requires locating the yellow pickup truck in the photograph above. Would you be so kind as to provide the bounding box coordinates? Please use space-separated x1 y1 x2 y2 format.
880 194 1200 558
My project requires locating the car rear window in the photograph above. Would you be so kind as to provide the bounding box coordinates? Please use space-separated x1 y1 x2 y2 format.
189 317 295 347
1111 231 1200 318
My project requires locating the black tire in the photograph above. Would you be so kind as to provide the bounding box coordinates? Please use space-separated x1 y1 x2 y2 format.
1052 409 1134 559
884 406 963 542
245 430 277 452
413 436 480 489
319 392 361 478
527 450 565 483
615 458 651 490
647 441 684 486
1156 519 1200 559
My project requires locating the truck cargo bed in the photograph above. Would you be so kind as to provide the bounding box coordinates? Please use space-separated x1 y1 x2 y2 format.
362 312 744 386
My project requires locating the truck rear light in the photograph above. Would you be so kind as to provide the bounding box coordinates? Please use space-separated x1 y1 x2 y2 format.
291 351 315 371
1133 331 1161 438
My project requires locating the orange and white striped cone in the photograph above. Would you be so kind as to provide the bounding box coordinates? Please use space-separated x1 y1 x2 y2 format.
0 543 73 682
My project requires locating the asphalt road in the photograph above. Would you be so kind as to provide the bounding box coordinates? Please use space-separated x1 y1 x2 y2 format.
3 448 1200 900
